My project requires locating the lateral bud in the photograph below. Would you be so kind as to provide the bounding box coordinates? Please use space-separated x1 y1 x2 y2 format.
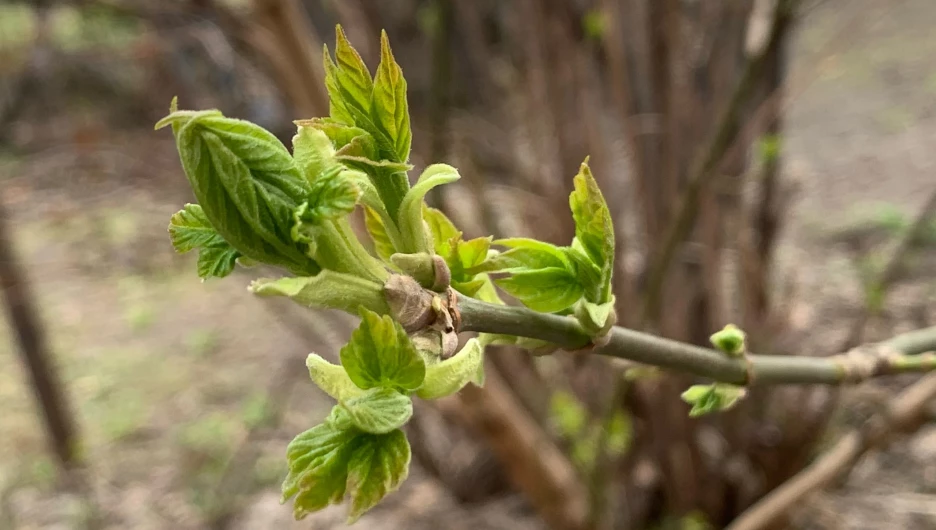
390 253 451 292
384 274 460 359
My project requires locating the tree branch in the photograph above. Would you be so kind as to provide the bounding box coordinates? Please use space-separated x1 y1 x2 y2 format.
457 296 936 386
726 371 936 530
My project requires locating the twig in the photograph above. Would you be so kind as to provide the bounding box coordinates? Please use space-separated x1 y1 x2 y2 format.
0 199 80 468
457 296 936 386
639 0 800 325
726 372 936 530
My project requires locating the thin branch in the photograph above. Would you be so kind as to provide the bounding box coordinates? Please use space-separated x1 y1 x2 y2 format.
457 296 936 386
639 0 799 325
726 372 936 530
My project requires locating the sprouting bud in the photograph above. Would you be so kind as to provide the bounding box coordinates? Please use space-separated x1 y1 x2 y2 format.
710 324 746 356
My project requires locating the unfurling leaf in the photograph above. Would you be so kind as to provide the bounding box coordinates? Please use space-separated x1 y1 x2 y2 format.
168 203 242 279
398 164 460 253
342 387 413 434
681 384 747 417
423 205 459 255
293 124 339 185
340 308 426 392
416 338 485 400
371 31 412 163
156 110 319 275
249 272 390 315
325 26 374 126
345 430 410 523
495 267 584 313
294 168 362 225
569 158 614 302
282 422 358 517
710 324 746 356
473 238 570 273
306 354 366 402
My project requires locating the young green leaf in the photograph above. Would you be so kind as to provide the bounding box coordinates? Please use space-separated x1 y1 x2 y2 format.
196 245 240 279
293 125 339 185
342 387 413 434
340 308 426 392
364 206 398 262
294 167 362 225
306 354 367 402
398 164 460 253
168 204 243 279
345 429 411 523
156 110 319 276
249 272 390 315
371 30 412 163
495 267 584 313
453 236 492 271
282 422 359 518
327 25 374 126
569 158 614 302
472 240 569 274
416 338 485 400
423 205 459 256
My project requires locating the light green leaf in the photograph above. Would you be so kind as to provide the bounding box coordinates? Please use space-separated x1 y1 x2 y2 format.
364 206 398 262
423 206 459 255
335 155 412 174
398 164 460 253
168 204 242 279
327 25 374 125
342 387 413 434
297 118 375 157
565 241 604 302
293 125 338 185
454 236 492 270
345 430 411 523
281 422 358 518
569 158 614 302
371 31 412 163
306 354 366 402
249 272 390 315
417 339 485 400
340 308 426 391
156 110 319 275
495 267 583 313
472 240 569 274
451 277 487 297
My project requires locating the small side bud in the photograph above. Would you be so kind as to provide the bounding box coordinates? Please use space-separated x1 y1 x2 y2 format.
710 324 746 356
390 253 451 292
681 383 747 417
384 274 435 332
